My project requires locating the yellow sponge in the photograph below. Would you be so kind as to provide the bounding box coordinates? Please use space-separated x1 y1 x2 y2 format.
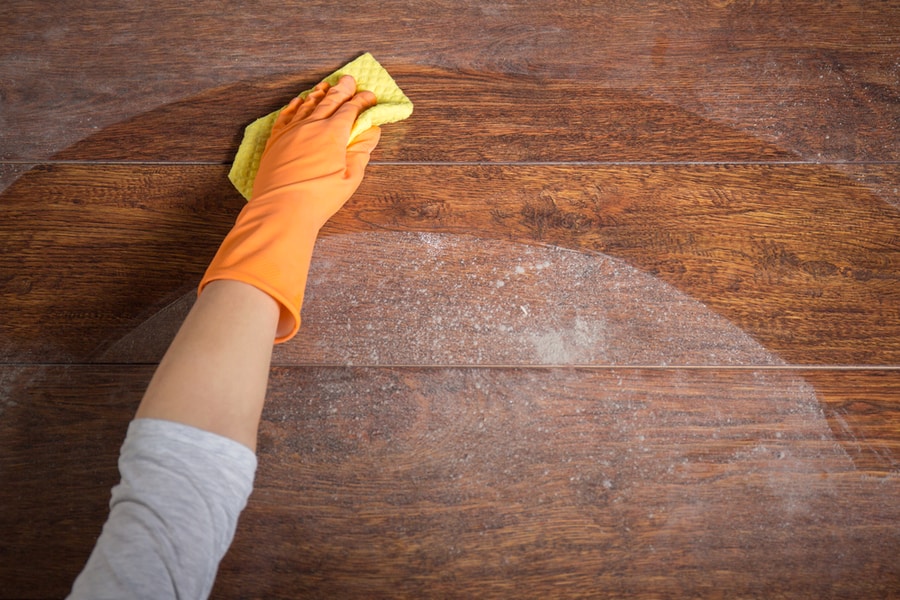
228 53 413 200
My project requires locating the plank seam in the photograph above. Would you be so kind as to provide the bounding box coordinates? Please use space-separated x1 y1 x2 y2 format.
4 362 900 370
2 160 900 167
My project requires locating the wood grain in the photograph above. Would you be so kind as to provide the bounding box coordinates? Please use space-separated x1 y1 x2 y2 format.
50 68 796 164
2 1 897 162
0 365 139 598
2 163 898 365
814 369 900 472
103 231 794 368
1 365 897 598
0 165 235 362
2 2 899 598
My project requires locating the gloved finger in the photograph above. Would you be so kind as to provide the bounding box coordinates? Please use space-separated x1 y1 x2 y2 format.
271 95 303 134
271 81 329 139
292 82 330 123
329 89 378 133
344 89 378 115
344 126 381 178
310 75 358 120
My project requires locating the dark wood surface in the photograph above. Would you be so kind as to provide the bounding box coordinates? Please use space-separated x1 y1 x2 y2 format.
2 366 899 597
1 1 898 598
2 1 897 164
3 164 898 365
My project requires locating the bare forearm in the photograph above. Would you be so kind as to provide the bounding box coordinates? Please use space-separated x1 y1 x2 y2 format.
135 280 279 451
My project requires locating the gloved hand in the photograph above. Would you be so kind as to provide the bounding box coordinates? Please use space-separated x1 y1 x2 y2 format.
200 75 381 343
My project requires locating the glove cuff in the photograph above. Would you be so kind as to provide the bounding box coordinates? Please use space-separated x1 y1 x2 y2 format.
199 200 319 344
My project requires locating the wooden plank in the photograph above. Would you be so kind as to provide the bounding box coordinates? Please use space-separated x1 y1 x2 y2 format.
834 163 900 211
1 365 897 598
0 165 235 362
101 231 797 368
0 365 140 598
2 163 899 365
812 369 900 472
0 163 31 196
50 68 795 164
340 164 900 366
1 1 897 162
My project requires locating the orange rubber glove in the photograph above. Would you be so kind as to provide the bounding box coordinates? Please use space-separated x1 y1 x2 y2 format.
200 75 381 343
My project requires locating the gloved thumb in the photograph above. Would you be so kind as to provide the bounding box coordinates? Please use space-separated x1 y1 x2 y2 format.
346 126 381 180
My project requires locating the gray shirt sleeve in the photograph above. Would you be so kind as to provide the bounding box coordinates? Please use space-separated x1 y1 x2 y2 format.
68 418 257 600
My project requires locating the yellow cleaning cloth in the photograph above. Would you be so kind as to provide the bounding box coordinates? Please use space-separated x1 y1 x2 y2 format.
228 53 413 200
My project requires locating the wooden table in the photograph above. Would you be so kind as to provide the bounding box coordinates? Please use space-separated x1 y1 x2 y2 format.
1 1 898 597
